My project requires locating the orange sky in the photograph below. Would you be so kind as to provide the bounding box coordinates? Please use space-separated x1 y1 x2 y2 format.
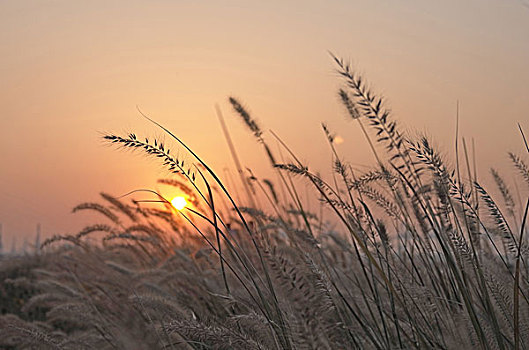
1 1 528 247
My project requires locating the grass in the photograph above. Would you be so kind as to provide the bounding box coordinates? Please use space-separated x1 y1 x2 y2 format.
1 56 529 349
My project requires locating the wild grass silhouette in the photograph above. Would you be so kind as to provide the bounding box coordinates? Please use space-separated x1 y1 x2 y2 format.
1 56 529 349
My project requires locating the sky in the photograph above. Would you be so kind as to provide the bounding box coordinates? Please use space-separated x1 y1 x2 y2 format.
1 0 528 247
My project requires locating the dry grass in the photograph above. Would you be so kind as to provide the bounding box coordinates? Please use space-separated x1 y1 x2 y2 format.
1 56 529 349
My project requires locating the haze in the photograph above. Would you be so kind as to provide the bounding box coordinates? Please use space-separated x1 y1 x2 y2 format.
1 0 528 246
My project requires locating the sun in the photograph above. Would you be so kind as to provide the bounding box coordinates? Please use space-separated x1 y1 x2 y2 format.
171 196 187 211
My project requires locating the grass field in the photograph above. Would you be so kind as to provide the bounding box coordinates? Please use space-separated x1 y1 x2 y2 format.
1 56 528 349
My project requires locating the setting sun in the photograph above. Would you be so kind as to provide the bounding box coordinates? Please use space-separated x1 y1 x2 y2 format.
171 196 187 211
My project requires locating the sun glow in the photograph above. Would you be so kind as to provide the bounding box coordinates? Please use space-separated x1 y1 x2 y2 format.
171 196 187 211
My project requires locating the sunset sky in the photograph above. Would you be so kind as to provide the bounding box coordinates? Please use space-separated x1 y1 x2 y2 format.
1 0 528 247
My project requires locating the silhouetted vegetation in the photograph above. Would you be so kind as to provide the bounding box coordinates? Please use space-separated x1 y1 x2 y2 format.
1 57 528 349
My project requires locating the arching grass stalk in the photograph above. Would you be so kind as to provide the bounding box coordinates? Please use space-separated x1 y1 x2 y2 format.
130 108 293 349
194 167 229 294
103 136 270 295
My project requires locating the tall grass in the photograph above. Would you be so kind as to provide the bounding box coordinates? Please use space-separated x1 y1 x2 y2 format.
1 56 529 349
